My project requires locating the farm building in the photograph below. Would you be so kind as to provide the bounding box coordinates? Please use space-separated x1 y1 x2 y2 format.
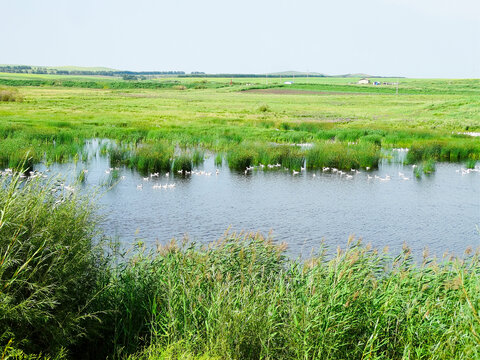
358 78 370 84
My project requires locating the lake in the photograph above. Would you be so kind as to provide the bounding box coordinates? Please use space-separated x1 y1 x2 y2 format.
34 140 480 258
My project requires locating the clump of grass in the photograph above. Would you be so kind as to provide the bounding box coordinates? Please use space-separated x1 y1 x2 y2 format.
108 146 131 165
192 149 204 166
227 145 257 171
173 154 193 172
466 158 477 169
227 143 305 171
306 142 380 170
128 142 173 174
0 87 23 102
414 165 423 179
423 159 436 174
258 104 270 112
214 153 223 166
76 169 88 183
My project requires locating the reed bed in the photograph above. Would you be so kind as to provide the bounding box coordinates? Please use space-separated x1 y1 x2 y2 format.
306 142 380 170
227 143 305 171
407 139 480 163
1 174 479 359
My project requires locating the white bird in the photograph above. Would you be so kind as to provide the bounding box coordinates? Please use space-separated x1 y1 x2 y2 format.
137 184 143 189
143 177 149 181
366 167 370 171
313 174 316 177
292 170 299 175
165 172 169 177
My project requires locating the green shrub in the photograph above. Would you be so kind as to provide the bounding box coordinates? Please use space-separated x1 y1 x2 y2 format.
0 173 106 356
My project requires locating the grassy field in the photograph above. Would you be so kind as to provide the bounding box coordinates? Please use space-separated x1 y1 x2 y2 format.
0 73 479 172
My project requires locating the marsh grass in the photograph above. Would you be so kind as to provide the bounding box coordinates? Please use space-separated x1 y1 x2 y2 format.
407 139 480 163
127 143 173 175
100 234 480 360
172 154 193 172
422 159 436 174
192 149 204 166
306 142 380 170
466 159 477 169
76 169 87 183
227 143 305 171
414 165 423 179
214 153 223 167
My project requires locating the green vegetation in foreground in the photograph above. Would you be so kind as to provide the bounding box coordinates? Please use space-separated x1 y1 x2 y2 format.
0 74 479 172
1 173 480 359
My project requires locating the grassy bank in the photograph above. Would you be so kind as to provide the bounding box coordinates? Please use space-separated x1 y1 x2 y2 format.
1 173 479 359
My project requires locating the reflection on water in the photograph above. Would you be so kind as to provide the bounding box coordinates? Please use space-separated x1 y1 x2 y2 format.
35 140 480 258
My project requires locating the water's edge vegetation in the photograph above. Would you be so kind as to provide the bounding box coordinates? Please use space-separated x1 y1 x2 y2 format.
1 173 479 360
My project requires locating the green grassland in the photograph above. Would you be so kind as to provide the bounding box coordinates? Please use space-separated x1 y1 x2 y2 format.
0 73 479 171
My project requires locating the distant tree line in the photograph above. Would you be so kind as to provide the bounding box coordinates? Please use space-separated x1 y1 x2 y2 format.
0 65 185 76
179 74 328 78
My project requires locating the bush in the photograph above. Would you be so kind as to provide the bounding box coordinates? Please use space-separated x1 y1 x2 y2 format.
0 172 106 356
257 104 270 112
0 88 23 102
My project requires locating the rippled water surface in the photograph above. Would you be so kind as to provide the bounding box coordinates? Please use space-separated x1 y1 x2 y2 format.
39 141 480 258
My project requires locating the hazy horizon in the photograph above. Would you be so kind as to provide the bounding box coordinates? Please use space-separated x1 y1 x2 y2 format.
2 0 479 78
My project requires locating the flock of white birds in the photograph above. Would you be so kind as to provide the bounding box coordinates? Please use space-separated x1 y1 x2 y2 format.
0 161 478 195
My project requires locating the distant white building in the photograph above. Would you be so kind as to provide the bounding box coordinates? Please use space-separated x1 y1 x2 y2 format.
358 78 370 85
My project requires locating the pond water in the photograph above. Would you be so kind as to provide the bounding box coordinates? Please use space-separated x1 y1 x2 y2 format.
34 140 480 258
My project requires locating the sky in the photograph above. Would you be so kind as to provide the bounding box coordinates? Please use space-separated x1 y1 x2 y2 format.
1 0 479 78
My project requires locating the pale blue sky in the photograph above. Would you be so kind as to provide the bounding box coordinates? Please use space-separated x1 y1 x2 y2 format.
2 0 479 77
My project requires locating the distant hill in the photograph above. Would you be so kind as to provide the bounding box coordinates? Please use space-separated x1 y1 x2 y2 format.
268 71 327 77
